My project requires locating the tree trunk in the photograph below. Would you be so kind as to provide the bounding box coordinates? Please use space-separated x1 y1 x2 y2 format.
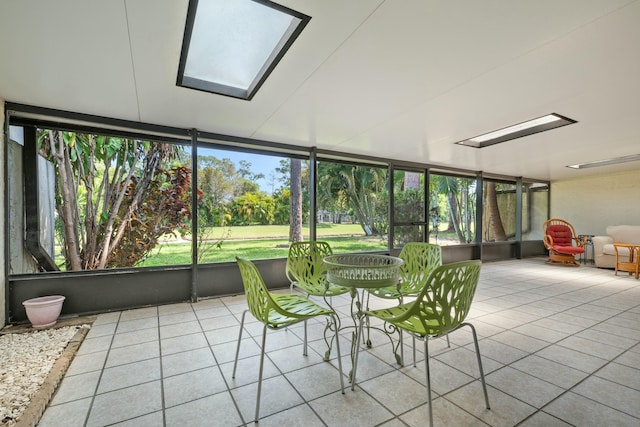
447 192 465 243
486 182 507 241
446 189 456 231
289 158 303 242
96 143 142 269
103 145 164 267
51 131 82 270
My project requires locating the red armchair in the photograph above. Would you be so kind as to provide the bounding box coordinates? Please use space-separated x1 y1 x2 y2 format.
543 218 585 266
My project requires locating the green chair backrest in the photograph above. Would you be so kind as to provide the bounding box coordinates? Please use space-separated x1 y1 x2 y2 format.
398 242 443 293
236 257 278 324
286 241 333 293
410 260 481 336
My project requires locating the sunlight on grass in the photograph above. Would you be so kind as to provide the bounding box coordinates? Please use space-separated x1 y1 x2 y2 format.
191 223 365 240
140 224 386 266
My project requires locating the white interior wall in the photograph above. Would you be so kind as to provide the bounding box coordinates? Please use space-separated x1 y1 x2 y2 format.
551 169 640 237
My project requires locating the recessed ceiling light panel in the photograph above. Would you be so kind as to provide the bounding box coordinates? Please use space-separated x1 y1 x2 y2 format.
177 0 311 100
456 113 577 148
567 154 640 169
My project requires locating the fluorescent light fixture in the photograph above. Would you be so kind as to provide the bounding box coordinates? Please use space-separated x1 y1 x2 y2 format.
567 154 640 169
456 113 576 148
177 0 311 100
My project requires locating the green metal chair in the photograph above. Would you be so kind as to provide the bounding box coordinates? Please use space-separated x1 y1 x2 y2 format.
353 260 490 427
366 242 443 363
286 241 349 297
287 241 349 360
368 242 442 300
233 257 345 423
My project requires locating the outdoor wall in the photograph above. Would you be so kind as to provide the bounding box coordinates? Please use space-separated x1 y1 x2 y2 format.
522 186 549 241
1 99 5 327
8 130 38 275
551 169 640 236
38 156 56 257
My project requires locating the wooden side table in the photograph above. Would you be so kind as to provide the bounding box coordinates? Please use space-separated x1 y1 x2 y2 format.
613 243 640 279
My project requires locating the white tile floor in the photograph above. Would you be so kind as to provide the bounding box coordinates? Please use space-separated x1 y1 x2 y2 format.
38 258 640 426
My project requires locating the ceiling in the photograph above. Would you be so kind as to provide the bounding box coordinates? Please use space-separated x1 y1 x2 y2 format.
1 0 639 181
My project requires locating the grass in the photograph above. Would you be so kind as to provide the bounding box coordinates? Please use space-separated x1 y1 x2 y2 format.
196 223 365 240
57 223 465 268
140 223 386 266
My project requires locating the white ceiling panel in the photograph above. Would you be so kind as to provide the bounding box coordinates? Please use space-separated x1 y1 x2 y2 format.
0 0 140 119
1 0 639 181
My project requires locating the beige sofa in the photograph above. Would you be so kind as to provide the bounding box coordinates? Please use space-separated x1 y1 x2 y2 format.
592 225 640 268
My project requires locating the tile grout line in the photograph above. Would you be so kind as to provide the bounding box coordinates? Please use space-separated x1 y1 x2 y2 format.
157 307 167 427
40 261 639 427
193 300 248 426
218 298 353 425
475 268 640 425
385 265 639 426
82 311 123 427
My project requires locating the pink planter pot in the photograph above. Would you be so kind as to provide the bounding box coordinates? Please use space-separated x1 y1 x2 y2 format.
22 295 66 329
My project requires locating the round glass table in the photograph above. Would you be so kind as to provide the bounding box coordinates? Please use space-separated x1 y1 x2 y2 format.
323 254 404 288
323 254 405 379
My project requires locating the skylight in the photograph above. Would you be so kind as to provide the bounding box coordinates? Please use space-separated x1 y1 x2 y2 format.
456 113 577 148
177 0 311 100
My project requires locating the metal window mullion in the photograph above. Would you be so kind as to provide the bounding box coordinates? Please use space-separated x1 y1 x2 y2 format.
424 168 429 242
475 172 483 260
310 147 317 241
190 129 198 302
515 177 523 258
3 104 9 322
388 164 395 251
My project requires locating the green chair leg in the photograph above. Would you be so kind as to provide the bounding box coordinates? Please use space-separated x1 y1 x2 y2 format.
425 337 433 427
234 257 345 422
465 322 490 409
353 261 490 425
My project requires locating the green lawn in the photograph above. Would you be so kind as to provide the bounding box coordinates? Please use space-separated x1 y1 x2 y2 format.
140 223 385 266
56 223 467 269
196 223 365 240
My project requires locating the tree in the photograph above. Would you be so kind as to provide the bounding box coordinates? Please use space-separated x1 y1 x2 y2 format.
197 156 235 226
272 188 291 224
485 181 507 241
430 175 476 243
232 160 261 196
237 159 265 181
108 164 192 267
318 163 387 235
289 158 303 242
38 130 189 270
229 192 275 225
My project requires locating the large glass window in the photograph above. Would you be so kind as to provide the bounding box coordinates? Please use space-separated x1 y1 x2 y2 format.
7 115 552 276
316 160 389 252
482 180 517 242
522 182 549 240
12 128 193 272
195 146 309 263
428 174 476 246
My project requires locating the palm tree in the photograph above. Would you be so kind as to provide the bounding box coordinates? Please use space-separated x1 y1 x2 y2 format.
289 158 303 242
317 163 387 235
485 181 507 241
